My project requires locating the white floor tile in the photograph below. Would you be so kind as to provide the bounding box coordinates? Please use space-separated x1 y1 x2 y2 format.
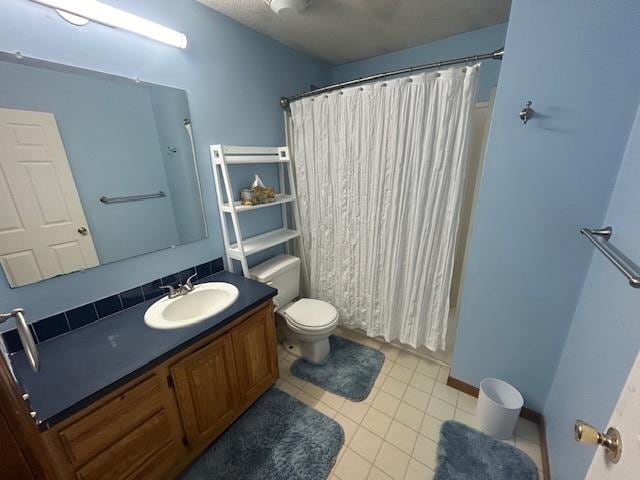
394 402 424 431
363 387 380 405
404 458 435 480
516 437 543 470
287 375 307 389
381 376 409 399
374 373 388 389
314 401 337 419
515 418 541 445
453 408 478 428
388 363 414 383
436 366 450 384
402 386 430 411
431 382 460 406
426 397 456 421
362 407 393 438
340 400 370 424
396 351 420 370
415 358 440 379
319 390 347 411
381 358 394 375
295 390 319 407
412 435 438 469
385 420 418 454
335 413 359 445
351 427 384 462
372 391 401 418
456 392 477 414
380 344 402 361
374 442 410 480
335 448 372 480
368 467 392 480
409 372 435 394
302 382 326 399
276 380 300 397
419 414 444 442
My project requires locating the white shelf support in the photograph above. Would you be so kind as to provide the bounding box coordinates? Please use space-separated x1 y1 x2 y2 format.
210 144 301 278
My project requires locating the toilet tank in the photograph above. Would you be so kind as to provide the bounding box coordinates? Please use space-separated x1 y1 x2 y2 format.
249 254 300 310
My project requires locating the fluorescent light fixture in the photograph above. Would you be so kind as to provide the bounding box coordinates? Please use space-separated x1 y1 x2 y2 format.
30 0 188 49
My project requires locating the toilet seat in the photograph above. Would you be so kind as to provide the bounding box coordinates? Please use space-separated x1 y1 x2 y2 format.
281 298 338 331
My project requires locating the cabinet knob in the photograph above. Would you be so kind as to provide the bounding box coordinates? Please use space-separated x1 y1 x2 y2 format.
78 226 88 235
575 419 622 463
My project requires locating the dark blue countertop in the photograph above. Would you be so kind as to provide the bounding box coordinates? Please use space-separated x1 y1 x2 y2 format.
9 271 276 430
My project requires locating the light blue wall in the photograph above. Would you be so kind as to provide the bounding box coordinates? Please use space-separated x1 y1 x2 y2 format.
330 23 508 102
0 0 329 326
544 103 640 480
0 60 181 264
452 0 640 411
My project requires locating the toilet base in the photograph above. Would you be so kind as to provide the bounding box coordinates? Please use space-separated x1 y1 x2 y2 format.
300 337 330 365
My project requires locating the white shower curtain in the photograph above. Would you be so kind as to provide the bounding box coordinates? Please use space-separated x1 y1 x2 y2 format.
289 64 479 351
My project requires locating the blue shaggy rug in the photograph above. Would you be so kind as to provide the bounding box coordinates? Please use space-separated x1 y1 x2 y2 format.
291 335 384 401
181 388 344 480
434 421 539 480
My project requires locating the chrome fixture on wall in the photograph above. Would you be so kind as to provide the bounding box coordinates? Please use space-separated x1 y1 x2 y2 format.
519 100 534 124
0 309 40 372
575 419 622 463
99 191 166 204
580 226 640 288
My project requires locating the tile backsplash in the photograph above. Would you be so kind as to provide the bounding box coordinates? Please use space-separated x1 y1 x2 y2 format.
2 257 224 353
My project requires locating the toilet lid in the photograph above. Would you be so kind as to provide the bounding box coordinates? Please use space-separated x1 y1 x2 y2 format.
283 299 338 329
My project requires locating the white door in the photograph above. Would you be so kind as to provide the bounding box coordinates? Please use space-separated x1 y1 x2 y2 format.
0 108 99 287
586 349 640 480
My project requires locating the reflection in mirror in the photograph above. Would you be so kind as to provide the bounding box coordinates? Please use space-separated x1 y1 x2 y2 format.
0 55 207 288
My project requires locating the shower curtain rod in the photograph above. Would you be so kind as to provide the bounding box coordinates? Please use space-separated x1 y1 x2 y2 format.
280 47 504 110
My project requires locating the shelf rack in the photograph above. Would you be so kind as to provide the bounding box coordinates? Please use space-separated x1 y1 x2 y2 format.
210 145 302 277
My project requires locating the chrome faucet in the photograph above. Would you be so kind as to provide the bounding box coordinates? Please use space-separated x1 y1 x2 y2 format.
160 273 198 299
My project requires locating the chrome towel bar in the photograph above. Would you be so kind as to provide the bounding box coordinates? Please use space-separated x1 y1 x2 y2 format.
100 191 166 204
0 308 40 372
581 226 640 288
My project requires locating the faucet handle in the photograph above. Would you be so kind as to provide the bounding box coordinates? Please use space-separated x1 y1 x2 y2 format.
159 285 176 298
185 273 198 291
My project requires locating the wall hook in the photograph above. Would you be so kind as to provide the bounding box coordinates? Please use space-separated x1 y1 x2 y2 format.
519 100 534 125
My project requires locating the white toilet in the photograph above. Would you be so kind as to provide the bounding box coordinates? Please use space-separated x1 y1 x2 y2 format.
250 254 338 364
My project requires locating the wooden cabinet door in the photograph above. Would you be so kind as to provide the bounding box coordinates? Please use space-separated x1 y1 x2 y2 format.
170 335 239 449
231 306 278 409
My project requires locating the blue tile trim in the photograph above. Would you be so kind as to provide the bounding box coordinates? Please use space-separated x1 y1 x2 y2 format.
1 257 225 352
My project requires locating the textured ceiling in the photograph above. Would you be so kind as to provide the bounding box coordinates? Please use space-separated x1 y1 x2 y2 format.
197 0 511 64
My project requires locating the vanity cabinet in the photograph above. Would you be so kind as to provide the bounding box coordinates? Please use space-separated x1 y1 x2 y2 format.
170 334 240 450
231 305 279 410
41 300 277 480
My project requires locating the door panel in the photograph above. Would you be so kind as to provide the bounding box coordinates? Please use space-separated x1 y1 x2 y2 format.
0 107 99 286
231 306 278 409
170 335 239 449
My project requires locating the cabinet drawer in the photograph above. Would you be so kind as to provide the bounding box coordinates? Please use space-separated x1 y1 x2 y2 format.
75 410 179 480
57 375 167 466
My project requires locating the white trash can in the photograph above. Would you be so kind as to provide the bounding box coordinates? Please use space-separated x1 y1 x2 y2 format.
476 378 524 440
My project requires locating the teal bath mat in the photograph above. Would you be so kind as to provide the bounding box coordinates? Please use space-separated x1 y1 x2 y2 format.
291 335 384 401
435 421 539 480
181 388 344 480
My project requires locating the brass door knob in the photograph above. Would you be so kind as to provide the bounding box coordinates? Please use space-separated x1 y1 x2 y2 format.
77 226 88 235
574 420 622 463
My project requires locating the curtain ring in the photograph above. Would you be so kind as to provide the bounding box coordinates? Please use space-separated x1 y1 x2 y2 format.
462 67 467 73
339 91 344 95
407 78 413 83
359 87 364 91
435 72 441 78
381 83 387 87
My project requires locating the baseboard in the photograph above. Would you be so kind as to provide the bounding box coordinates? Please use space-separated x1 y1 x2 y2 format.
447 376 551 480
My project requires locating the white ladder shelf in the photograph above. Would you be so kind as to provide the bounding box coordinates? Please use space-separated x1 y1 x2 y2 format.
210 144 302 278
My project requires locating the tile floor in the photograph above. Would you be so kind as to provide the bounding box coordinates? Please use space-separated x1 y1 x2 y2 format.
275 327 544 480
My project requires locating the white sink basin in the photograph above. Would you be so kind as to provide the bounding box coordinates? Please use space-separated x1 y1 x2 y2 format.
144 282 239 330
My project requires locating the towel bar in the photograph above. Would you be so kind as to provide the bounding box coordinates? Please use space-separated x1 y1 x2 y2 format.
581 226 640 289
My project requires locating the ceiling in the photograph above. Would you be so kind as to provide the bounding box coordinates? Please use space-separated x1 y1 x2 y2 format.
197 0 511 64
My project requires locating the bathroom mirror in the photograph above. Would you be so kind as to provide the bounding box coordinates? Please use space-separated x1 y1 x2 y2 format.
0 54 207 288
